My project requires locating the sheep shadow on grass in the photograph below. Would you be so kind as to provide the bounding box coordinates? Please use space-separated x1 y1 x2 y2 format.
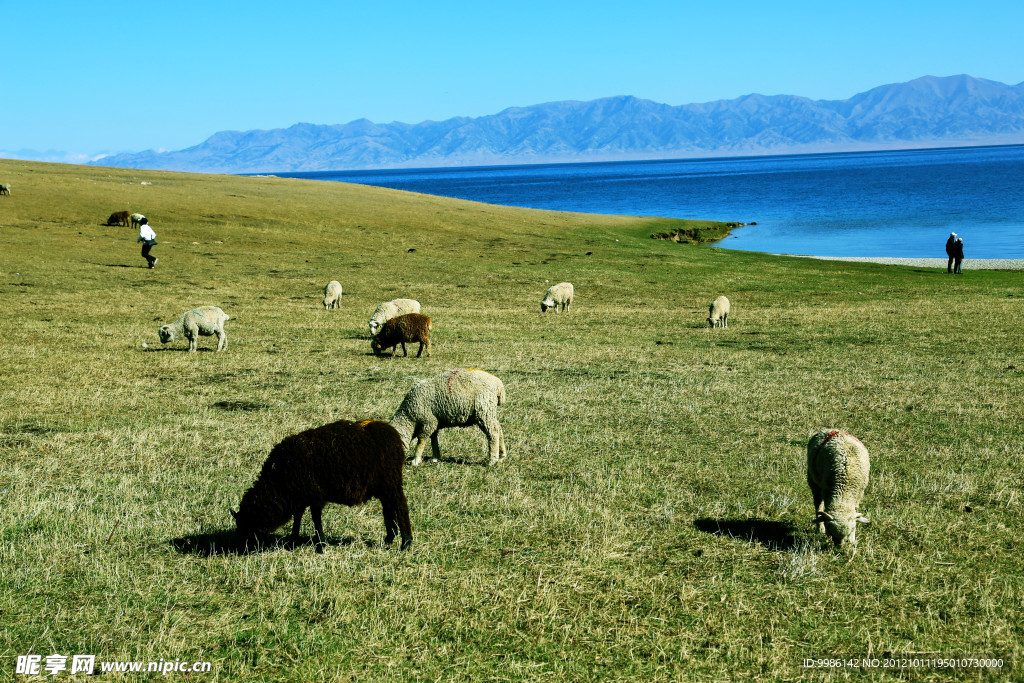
168 530 373 557
693 517 801 551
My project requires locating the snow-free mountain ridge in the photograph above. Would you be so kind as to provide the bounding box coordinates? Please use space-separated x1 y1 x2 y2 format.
92 75 1024 173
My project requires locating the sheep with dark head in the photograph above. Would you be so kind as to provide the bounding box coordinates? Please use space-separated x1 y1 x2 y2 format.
107 210 131 227
0 183 11 196
232 419 412 551
371 313 433 357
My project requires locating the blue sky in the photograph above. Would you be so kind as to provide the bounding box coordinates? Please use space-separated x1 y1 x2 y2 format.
2 0 1022 161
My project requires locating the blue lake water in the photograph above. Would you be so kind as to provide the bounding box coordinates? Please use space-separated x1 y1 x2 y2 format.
275 144 1024 258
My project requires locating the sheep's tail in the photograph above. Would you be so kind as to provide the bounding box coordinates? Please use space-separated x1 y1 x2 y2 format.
224 314 231 321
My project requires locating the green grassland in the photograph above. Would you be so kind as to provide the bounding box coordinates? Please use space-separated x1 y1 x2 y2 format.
1 159 1020 680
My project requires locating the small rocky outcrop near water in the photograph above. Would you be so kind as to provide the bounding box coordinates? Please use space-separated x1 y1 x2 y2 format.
651 222 752 244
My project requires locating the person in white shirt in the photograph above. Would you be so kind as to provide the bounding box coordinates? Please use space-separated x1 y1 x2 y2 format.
137 218 158 268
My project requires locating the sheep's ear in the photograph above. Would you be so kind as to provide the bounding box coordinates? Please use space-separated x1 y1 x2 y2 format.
856 513 871 525
815 511 834 522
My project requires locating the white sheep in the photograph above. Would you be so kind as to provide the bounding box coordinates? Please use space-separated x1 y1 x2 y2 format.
540 282 574 312
807 429 871 549
707 295 730 328
158 306 230 352
323 281 343 309
0 183 11 196
368 298 420 335
130 213 146 229
390 368 507 467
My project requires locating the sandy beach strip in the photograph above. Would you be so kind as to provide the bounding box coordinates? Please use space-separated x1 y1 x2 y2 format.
785 256 1024 271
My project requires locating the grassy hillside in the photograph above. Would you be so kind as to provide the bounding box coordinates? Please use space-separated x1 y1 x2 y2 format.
1 159 1020 680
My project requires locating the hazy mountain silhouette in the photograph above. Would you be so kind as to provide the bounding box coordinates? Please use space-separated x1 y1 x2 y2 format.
93 75 1024 173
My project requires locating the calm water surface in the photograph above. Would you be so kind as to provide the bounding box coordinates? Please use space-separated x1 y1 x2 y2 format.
276 145 1024 258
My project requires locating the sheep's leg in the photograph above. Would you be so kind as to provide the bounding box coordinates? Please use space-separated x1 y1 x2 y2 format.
379 488 413 550
723 313 728 328
288 507 305 547
411 427 429 466
809 481 825 533
186 323 199 351
430 431 442 460
216 329 227 351
381 499 398 546
411 438 427 466
416 341 424 357
401 342 408 356
425 338 430 357
310 505 327 552
481 420 502 465
395 490 412 550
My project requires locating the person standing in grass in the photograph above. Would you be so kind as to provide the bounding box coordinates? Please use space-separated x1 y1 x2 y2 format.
945 232 957 273
953 237 964 274
137 217 158 268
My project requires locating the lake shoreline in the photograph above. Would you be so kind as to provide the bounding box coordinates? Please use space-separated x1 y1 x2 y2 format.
781 255 1024 270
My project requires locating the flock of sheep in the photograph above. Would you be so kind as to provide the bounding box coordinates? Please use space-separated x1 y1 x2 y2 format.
154 276 867 553
152 288 517 552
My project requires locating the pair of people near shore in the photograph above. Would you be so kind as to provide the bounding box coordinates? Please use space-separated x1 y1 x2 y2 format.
137 218 158 268
945 232 964 274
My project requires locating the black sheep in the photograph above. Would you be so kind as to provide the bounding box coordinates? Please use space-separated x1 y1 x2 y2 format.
232 419 412 551
106 210 130 227
371 312 433 357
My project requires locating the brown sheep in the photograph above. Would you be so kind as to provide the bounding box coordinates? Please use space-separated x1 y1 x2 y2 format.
232 419 412 551
371 312 433 357
107 210 131 227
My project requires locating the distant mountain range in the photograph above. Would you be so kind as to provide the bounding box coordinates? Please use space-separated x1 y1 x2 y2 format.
92 75 1024 173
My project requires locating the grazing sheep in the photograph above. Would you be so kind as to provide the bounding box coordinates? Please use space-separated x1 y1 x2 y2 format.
807 429 871 549
707 295 730 328
390 368 507 466
106 210 131 227
323 280 343 309
541 282 574 312
368 298 421 335
158 306 230 352
0 183 10 196
232 419 412 551
371 313 432 357
130 213 146 229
